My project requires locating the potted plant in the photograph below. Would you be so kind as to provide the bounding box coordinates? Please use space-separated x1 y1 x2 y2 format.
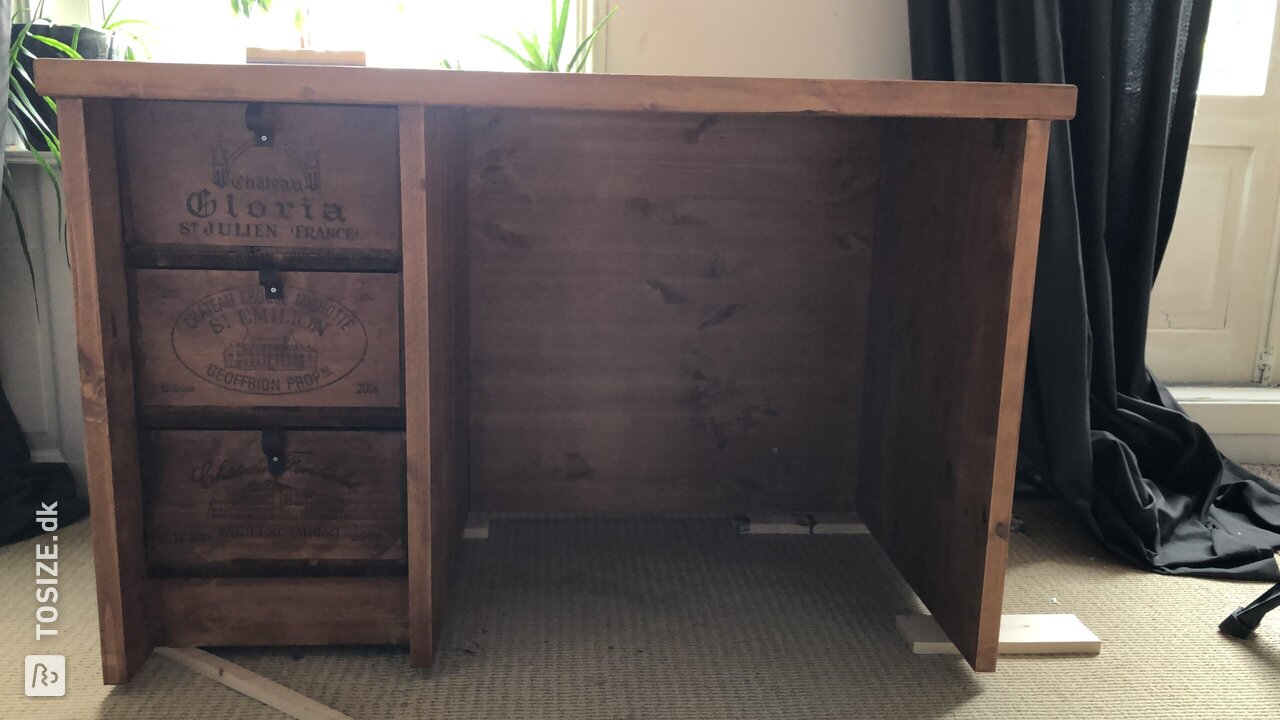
482 0 618 72
5 1 149 302
8 1 130 152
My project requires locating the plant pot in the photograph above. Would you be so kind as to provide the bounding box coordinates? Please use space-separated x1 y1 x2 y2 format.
9 24 119 151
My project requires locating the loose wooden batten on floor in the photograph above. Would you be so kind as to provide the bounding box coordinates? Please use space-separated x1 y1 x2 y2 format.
38 60 1073 681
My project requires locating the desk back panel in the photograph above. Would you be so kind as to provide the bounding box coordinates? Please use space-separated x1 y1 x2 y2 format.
466 109 878 512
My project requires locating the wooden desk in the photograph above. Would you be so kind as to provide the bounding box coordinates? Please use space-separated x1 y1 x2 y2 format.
37 60 1073 681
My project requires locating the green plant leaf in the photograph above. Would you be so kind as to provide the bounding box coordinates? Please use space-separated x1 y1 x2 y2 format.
1 169 39 315
479 34 542 71
26 32 84 59
7 112 67 254
4 104 67 276
11 57 60 117
9 76 61 153
548 0 571 72
103 18 157 31
516 30 546 71
566 5 617 73
232 0 271 18
104 0 124 26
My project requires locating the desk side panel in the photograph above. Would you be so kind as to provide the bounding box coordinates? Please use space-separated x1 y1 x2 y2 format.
59 97 154 683
403 104 470 666
858 118 1047 671
427 105 471 653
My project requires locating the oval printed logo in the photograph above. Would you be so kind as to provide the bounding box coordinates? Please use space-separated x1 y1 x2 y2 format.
171 284 368 396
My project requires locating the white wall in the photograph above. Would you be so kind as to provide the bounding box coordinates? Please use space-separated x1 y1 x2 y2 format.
597 0 912 80
0 160 86 494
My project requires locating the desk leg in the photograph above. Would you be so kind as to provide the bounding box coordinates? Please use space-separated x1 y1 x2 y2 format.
60 98 156 684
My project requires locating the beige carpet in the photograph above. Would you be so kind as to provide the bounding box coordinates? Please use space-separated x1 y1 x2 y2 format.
3 468 1280 719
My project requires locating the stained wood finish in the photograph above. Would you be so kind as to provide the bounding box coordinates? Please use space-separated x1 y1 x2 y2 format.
37 60 1077 120
402 105 471 666
153 577 409 646
137 405 404 430
141 430 406 568
427 106 471 648
400 104 432 666
468 109 877 512
117 101 400 251
48 60 1070 681
125 243 402 273
131 269 402 408
856 118 1048 672
59 98 154 684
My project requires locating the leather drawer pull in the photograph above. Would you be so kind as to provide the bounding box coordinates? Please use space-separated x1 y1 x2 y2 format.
245 102 273 147
261 428 287 477
258 266 283 300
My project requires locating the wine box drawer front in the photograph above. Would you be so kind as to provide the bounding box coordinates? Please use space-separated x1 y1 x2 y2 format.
118 100 401 254
142 429 406 570
132 268 402 408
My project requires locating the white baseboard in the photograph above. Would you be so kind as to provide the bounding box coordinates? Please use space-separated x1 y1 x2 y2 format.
1169 385 1280 465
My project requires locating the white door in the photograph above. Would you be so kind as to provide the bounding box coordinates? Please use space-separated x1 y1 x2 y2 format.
1148 0 1280 385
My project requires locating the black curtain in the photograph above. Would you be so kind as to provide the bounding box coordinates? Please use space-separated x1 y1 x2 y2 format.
908 0 1280 579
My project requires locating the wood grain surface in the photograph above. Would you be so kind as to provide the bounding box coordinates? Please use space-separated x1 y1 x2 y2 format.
131 269 402 408
117 100 401 252
426 106 471 655
37 59 1077 120
142 430 406 568
153 577 409 647
59 98 155 683
856 118 1045 672
468 109 878 512
402 104 472 666
400 104 434 666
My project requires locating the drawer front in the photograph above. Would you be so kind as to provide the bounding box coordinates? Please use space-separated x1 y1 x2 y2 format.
118 100 400 252
133 269 401 408
143 430 406 568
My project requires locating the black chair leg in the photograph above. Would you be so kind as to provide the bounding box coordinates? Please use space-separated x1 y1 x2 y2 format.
1220 583 1280 638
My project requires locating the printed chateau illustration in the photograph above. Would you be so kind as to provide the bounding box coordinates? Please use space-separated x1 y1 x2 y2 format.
222 330 319 373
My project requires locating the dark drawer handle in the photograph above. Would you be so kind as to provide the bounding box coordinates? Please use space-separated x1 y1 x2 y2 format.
246 102 273 147
259 266 284 300
261 429 286 477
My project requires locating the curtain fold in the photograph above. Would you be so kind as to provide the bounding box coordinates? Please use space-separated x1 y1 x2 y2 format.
908 0 1280 578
